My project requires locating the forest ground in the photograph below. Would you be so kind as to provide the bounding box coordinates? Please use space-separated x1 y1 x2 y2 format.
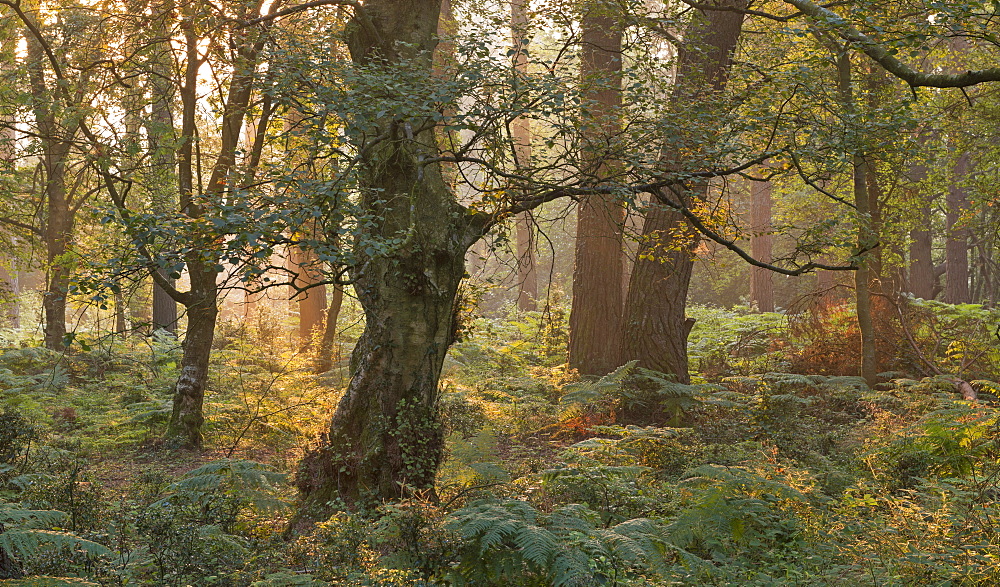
0 296 999 586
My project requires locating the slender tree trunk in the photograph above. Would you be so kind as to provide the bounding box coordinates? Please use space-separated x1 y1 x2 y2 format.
315 283 344 373
622 1 746 382
836 51 878 386
511 0 537 311
26 28 74 351
749 177 774 312
945 152 971 304
906 145 934 299
568 0 625 375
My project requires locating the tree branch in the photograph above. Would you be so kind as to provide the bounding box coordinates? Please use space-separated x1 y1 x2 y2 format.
785 0 1000 87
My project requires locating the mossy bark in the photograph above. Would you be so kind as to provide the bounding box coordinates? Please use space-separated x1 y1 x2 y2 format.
297 0 480 509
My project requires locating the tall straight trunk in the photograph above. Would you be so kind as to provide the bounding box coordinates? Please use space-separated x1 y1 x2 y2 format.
836 51 878 386
568 0 625 375
945 152 971 304
290 244 327 344
622 2 746 382
909 207 934 299
906 144 934 299
298 0 483 508
26 29 74 351
749 178 774 312
148 17 179 333
511 0 537 311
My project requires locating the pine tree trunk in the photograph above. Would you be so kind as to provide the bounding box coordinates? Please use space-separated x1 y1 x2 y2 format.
511 0 537 312
624 205 697 382
568 0 625 376
836 52 878 386
907 155 934 299
946 152 971 304
749 178 774 312
152 275 178 332
621 1 746 381
290 245 327 345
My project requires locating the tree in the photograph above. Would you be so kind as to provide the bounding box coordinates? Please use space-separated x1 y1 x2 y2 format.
749 177 774 312
295 0 491 506
622 1 747 383
568 0 626 376
511 0 538 312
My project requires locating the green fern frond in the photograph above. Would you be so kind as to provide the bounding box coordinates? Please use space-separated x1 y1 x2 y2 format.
0 504 66 529
0 577 99 586
0 529 112 560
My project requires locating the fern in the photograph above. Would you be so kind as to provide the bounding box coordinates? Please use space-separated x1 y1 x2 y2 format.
560 361 638 407
0 502 111 583
445 499 670 586
153 459 290 516
0 530 111 561
0 578 99 586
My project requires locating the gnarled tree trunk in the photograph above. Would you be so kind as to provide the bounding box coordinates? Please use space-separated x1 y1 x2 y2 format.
297 0 480 508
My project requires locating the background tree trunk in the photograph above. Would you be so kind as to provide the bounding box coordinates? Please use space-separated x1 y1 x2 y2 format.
906 147 934 300
511 0 537 312
568 0 625 376
945 151 971 304
749 178 774 312
290 244 327 345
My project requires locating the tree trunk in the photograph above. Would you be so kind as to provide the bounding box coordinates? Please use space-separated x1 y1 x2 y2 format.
290 245 327 345
152 275 178 332
315 283 344 373
945 152 971 304
907 151 934 299
298 0 479 509
622 1 746 382
749 177 774 312
836 52 878 386
26 28 74 351
147 3 179 334
165 264 218 448
511 0 537 312
568 0 625 376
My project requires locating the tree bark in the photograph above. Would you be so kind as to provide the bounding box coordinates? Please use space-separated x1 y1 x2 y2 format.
749 177 774 312
945 152 971 304
622 1 746 382
836 51 878 386
26 25 74 351
511 0 537 312
290 244 327 345
568 0 625 376
148 31 179 334
906 145 934 300
297 0 480 509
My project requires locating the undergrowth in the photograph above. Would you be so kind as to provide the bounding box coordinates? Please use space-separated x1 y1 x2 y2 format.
0 300 998 585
